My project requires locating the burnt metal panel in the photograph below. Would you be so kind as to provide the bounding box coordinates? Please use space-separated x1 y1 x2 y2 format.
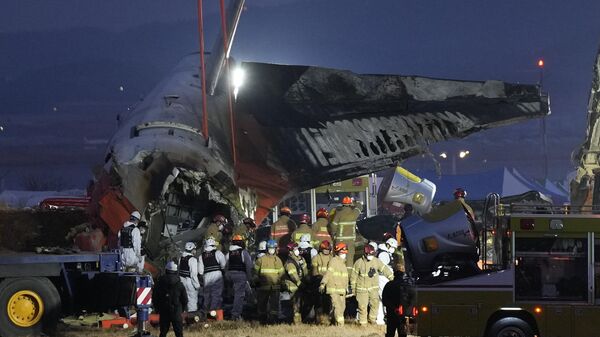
235 62 549 197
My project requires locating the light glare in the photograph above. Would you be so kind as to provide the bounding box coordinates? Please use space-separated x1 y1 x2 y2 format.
232 67 245 89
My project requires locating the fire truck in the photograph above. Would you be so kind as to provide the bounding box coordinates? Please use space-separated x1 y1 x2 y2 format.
408 195 600 337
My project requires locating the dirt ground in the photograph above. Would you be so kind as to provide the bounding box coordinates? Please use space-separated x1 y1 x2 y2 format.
56 320 403 337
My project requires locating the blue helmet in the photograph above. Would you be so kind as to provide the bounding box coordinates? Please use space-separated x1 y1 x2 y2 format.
267 239 278 249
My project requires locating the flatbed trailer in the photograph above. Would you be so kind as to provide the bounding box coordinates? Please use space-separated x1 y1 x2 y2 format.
0 251 147 337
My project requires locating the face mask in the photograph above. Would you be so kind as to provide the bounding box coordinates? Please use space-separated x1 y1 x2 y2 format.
389 247 395 254
218 224 224 231
323 250 330 255
268 248 276 255
339 253 347 260
366 255 374 261
293 249 300 257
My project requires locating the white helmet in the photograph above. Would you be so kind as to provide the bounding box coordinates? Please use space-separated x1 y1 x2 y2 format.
130 211 141 221
165 261 178 272
258 240 267 251
369 241 378 251
299 234 311 243
185 242 196 251
385 238 398 249
299 241 311 249
205 238 216 248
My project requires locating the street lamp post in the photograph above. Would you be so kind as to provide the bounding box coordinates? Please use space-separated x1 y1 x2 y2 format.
440 150 470 175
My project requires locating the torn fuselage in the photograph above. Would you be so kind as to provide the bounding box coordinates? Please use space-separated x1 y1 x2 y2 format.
94 54 549 259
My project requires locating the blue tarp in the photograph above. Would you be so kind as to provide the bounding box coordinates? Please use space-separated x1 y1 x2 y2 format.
413 167 569 203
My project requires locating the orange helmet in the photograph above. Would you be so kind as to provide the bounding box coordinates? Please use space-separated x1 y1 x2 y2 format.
280 206 292 216
232 234 244 241
334 242 348 254
342 196 353 205
299 213 310 224
320 240 331 251
316 208 328 219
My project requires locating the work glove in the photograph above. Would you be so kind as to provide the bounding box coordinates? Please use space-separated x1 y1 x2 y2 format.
347 285 353 296
368 267 376 278
318 284 325 294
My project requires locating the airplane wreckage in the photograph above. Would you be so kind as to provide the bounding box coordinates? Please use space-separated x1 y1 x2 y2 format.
71 0 548 267
84 0 550 263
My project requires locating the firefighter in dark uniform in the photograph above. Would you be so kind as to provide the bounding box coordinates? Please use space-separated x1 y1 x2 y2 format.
382 267 415 337
153 261 188 337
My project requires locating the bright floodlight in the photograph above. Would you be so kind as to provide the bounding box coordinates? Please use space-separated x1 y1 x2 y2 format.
538 59 544 68
459 150 470 159
439 152 447 159
232 67 245 89
232 67 246 99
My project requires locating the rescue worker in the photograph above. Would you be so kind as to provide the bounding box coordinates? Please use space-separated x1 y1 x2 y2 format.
233 217 257 254
351 244 394 326
331 197 362 271
382 267 415 337
454 188 475 224
179 242 200 313
271 206 296 258
298 234 318 321
253 239 285 323
226 234 253 320
298 234 318 267
292 213 312 244
312 208 332 248
256 240 267 259
376 238 398 324
378 238 398 266
204 214 227 246
319 242 350 326
119 210 143 272
198 237 227 319
281 242 308 324
312 240 333 324
153 261 187 337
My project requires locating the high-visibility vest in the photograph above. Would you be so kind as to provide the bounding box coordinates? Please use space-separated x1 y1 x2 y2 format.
312 218 332 247
312 252 333 277
351 256 394 293
321 256 349 295
331 206 360 241
292 223 312 243
253 254 284 290
179 255 193 277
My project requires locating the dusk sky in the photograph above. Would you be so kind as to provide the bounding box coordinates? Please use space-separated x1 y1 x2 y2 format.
1 0 600 190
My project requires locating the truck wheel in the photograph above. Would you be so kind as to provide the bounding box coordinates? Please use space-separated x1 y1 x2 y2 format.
487 317 534 337
0 277 61 337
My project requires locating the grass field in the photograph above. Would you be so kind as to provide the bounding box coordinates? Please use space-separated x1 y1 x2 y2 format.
57 320 397 337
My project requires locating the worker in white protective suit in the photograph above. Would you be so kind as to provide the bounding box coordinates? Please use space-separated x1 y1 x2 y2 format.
376 238 398 325
179 242 200 313
199 237 227 320
118 211 143 272
226 234 253 320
